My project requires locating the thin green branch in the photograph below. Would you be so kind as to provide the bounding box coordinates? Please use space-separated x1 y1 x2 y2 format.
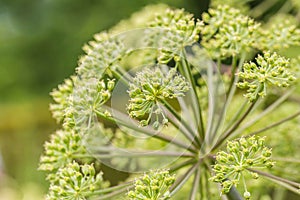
180 54 205 142
170 158 197 173
248 169 300 195
232 90 293 137
249 110 300 136
95 108 198 153
212 99 258 151
92 150 194 159
169 161 201 197
189 167 201 200
210 54 246 145
162 100 201 148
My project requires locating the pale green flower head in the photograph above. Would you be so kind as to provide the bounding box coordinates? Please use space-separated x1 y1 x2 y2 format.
63 78 114 131
127 66 190 129
237 52 296 102
76 32 126 79
49 76 76 123
127 169 175 200
211 136 274 198
210 0 252 13
148 8 203 63
46 162 105 200
39 129 86 176
257 19 300 51
201 5 260 58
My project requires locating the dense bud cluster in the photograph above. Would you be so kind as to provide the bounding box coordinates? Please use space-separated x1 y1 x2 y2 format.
76 33 127 78
127 169 175 200
201 5 260 58
210 0 250 12
258 20 300 51
148 8 203 63
39 130 86 175
46 162 105 200
127 66 189 128
49 76 76 123
64 78 115 131
237 52 296 102
211 136 275 198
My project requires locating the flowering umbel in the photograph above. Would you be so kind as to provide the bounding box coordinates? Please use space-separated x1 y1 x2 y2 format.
127 169 175 200
211 136 275 199
237 52 296 102
46 162 106 200
127 66 190 128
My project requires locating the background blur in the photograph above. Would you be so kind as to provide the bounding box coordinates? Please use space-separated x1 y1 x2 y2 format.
0 0 208 199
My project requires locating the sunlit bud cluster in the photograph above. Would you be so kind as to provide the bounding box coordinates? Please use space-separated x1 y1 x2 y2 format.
237 52 296 102
39 130 86 176
76 32 126 78
211 136 275 198
148 8 203 63
127 66 190 128
201 5 260 58
49 76 76 123
63 78 115 132
127 169 175 200
210 0 250 13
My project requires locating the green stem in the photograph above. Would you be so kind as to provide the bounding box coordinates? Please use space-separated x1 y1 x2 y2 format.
93 185 133 200
212 99 258 151
249 169 300 188
249 110 300 136
169 161 201 196
162 100 201 148
189 167 201 200
250 0 281 18
95 109 197 153
273 157 300 163
211 54 245 145
233 90 293 137
180 54 205 142
92 151 194 159
92 181 133 195
170 158 197 173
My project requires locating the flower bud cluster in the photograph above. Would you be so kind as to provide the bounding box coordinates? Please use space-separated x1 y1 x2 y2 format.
46 162 105 200
211 136 275 197
76 32 126 79
127 169 175 200
257 19 300 51
64 78 115 132
237 52 296 102
49 76 76 123
210 0 250 13
39 130 86 175
291 56 300 79
201 5 260 58
148 8 203 63
127 66 190 128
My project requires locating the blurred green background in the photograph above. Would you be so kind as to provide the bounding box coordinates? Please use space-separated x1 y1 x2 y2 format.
0 0 208 199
